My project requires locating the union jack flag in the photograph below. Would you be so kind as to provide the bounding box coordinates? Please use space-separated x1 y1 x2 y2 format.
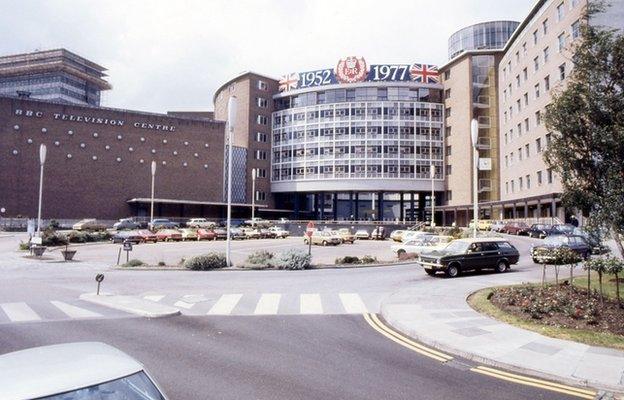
410 63 439 84
279 72 299 92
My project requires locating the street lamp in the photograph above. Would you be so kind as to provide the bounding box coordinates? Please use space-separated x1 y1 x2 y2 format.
36 144 47 237
471 118 479 238
251 168 257 222
225 96 237 267
150 161 156 226
430 166 435 227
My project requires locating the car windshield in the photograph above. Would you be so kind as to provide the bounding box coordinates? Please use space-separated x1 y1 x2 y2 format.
443 241 470 254
40 371 165 400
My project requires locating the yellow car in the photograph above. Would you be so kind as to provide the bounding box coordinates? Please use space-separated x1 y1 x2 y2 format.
179 228 198 241
469 220 493 231
337 228 356 244
390 230 405 242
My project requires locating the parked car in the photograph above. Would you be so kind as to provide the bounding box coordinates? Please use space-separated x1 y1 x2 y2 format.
355 229 370 240
527 224 553 238
230 227 246 240
268 226 290 238
501 221 530 235
179 228 198 241
197 228 217 241
338 228 355 244
135 229 158 243
490 220 506 232
401 231 434 243
304 231 341 246
326 230 344 244
213 227 228 240
155 229 182 242
573 228 609 255
113 218 140 231
186 218 216 229
551 224 575 236
72 218 107 231
149 218 178 230
111 230 143 244
243 228 261 239
390 230 405 242
371 226 386 240
0 342 169 400
530 234 591 263
244 217 271 227
392 235 453 257
469 219 493 231
418 238 520 277
260 228 276 238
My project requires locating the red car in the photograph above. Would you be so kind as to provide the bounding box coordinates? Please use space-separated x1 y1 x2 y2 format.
197 228 217 241
502 222 530 235
155 229 182 242
136 229 158 243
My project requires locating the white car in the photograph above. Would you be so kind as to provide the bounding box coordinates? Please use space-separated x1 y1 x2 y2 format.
0 342 168 400
186 218 216 228
355 229 370 239
268 226 290 238
401 230 434 243
392 235 453 257
244 217 271 227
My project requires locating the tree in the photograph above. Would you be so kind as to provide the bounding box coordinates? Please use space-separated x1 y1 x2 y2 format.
605 256 624 304
543 2 624 259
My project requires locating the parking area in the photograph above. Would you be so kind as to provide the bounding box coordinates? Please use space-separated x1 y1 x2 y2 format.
67 236 399 267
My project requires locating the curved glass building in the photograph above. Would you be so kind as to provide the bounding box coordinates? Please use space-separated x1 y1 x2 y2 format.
271 68 445 221
448 21 519 59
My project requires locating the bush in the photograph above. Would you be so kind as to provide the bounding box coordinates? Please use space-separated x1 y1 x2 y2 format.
335 256 360 265
274 249 311 270
361 255 377 264
183 253 227 270
48 219 60 230
18 241 30 251
246 250 274 266
123 259 144 267
158 261 166 266
41 228 68 246
68 230 111 243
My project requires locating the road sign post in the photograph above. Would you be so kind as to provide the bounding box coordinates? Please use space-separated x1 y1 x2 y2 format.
95 273 104 295
306 221 315 256
123 240 133 263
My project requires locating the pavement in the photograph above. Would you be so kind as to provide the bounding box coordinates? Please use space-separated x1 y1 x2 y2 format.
380 270 624 394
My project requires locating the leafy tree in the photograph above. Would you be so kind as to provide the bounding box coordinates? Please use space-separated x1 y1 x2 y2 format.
543 2 624 259
605 256 624 304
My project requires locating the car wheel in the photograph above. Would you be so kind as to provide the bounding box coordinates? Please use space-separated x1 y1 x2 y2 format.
425 269 436 276
495 260 508 273
322 241 328 246
397 249 406 258
446 263 460 278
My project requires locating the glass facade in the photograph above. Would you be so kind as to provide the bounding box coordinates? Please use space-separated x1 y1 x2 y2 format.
0 72 102 105
448 21 520 59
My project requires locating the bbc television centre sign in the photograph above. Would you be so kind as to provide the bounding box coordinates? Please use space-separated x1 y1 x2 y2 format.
14 108 177 132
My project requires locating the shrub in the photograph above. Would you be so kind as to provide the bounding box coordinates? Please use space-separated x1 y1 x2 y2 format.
18 241 30 251
246 250 274 266
41 228 68 246
48 219 60 230
335 256 360 265
361 255 377 264
123 259 144 267
398 252 418 261
274 249 311 270
183 253 227 270
67 230 111 243
157 261 166 266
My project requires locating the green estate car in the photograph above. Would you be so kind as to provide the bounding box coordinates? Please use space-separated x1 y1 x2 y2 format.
418 238 520 278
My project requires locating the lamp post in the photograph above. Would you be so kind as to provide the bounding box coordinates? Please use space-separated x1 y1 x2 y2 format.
471 118 479 238
150 160 156 226
225 96 237 267
430 166 435 227
36 144 47 237
251 168 256 222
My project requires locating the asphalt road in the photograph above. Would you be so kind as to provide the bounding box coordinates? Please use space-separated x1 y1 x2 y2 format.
0 314 577 400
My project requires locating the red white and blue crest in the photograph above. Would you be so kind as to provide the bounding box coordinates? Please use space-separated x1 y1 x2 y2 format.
279 73 299 92
335 56 368 84
410 63 439 84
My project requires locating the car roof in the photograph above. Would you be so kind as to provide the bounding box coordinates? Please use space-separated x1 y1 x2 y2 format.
453 237 509 244
0 342 144 399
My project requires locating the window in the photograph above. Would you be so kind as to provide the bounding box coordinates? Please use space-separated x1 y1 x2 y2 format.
537 170 543 185
255 168 267 178
257 115 268 125
445 126 451 137
255 150 267 160
546 132 552 145
257 80 268 90
516 75 520 87
544 75 551 91
534 56 539 71
255 191 266 201
256 97 268 108
526 175 531 189
557 2 565 21
534 83 540 99
447 190 452 201
444 70 451 80
559 63 566 80
533 30 539 45
522 42 527 56
445 107 451 117
524 93 529 106
547 168 554 183
255 132 267 142
536 137 542 152
558 33 566 52
505 155 509 166
525 143 530 158
523 68 528 81
506 181 509 194
444 89 451 99
535 110 542 126
446 165 452 175
525 118 530 132
511 180 515 192
543 19 549 35
517 122 522 136
515 51 520 63
510 152 515 164
445 145 452 156
519 177 524 190
543 47 550 63
518 147 523 161
572 20 581 39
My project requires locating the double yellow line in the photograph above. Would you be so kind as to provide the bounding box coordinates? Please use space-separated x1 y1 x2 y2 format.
364 314 597 399
471 366 597 399
363 313 453 363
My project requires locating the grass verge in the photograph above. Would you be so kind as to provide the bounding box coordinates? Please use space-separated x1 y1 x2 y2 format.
573 271 620 301
468 286 624 351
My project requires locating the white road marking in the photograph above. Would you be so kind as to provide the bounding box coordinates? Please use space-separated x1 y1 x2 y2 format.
143 295 165 302
207 294 243 315
300 294 323 314
254 293 281 315
339 293 368 314
0 302 41 322
174 301 195 309
50 301 102 318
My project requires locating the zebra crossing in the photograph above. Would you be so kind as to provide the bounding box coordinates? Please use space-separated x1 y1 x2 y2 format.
0 299 128 324
141 291 386 316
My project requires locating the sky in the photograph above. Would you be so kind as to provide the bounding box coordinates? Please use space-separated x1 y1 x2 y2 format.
0 0 534 113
